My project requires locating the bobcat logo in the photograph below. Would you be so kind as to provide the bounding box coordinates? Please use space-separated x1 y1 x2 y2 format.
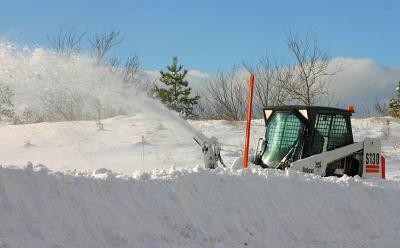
302 167 314 173
315 161 322 169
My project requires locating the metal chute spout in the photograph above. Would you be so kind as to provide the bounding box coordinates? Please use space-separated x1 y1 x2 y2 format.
194 136 226 169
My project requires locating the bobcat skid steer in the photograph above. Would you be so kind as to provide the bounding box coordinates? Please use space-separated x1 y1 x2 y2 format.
252 106 385 179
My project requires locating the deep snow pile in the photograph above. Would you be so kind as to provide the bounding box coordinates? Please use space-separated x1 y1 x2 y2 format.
1 165 399 248
1 41 400 247
1 117 399 248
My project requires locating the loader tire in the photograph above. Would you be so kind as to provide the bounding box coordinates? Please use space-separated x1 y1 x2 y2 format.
348 158 360 177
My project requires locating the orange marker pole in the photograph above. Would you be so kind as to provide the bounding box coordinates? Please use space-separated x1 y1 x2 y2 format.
243 74 255 169
381 155 386 179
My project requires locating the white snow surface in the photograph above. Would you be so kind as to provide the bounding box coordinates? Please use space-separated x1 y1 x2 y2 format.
1 115 400 179
0 116 400 248
1 43 400 247
1 165 400 248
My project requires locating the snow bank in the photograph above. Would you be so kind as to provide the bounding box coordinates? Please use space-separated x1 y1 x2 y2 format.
1 165 399 248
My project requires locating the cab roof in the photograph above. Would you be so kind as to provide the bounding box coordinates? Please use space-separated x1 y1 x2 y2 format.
263 105 353 116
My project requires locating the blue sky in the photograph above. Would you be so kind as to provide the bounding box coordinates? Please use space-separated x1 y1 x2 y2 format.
0 0 399 72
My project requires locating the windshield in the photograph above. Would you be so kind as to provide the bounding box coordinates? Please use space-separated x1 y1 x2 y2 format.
262 112 304 168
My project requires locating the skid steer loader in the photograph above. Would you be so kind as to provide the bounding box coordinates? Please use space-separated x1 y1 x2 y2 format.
252 105 385 179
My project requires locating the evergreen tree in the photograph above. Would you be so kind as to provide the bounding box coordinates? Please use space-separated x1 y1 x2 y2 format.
389 81 400 118
0 84 14 121
152 57 200 118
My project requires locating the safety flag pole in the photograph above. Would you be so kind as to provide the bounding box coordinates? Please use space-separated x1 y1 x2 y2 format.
243 73 255 169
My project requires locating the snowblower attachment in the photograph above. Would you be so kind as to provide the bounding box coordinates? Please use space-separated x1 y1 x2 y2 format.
194 136 226 169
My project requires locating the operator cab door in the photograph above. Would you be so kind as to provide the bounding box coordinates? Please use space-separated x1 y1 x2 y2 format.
259 111 306 169
308 113 353 176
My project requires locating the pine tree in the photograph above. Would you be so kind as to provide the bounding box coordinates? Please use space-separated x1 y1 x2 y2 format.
152 57 200 118
0 84 14 121
389 81 400 118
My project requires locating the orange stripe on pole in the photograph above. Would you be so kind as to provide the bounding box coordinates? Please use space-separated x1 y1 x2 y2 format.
381 155 386 179
243 73 255 169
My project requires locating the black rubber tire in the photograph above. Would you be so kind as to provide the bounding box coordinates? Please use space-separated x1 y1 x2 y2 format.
348 158 360 177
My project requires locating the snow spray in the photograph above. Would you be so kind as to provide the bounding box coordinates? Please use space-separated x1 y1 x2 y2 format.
0 42 203 141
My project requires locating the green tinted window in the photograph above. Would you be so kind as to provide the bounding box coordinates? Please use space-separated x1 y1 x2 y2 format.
262 112 303 168
311 113 352 155
328 114 352 150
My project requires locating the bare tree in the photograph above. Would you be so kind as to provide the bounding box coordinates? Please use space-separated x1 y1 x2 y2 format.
359 100 373 118
192 92 217 120
107 55 121 73
122 53 140 84
107 53 145 91
47 25 88 55
246 56 291 115
201 68 247 121
40 87 86 121
374 99 389 116
89 29 123 64
279 30 340 106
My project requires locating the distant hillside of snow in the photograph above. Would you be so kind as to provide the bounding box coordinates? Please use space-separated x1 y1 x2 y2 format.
0 115 399 179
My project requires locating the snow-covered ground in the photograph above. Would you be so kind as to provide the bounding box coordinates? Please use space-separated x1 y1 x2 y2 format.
1 164 399 248
0 115 400 248
1 43 399 247
0 114 399 179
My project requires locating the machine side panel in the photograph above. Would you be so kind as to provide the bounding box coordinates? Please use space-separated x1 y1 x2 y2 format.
290 142 363 176
362 138 382 179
